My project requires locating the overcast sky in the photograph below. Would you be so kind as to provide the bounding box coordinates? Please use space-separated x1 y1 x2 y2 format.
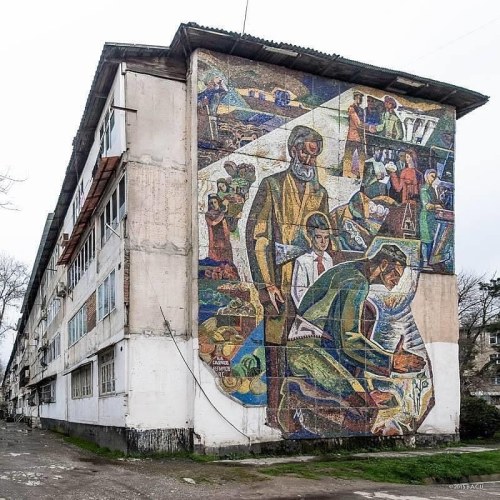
1 0 499 363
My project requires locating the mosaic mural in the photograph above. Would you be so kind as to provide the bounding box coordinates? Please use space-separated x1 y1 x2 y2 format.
197 50 455 438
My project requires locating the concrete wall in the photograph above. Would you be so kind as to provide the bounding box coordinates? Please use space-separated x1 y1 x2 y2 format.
124 71 194 434
193 48 459 448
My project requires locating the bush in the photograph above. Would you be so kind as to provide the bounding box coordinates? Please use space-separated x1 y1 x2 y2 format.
460 396 500 439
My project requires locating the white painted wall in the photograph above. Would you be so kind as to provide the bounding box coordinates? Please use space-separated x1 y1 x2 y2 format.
193 362 281 449
413 273 460 434
126 336 193 429
418 342 460 434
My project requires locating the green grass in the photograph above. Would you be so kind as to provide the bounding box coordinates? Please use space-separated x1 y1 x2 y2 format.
62 435 126 459
259 450 500 484
61 434 219 462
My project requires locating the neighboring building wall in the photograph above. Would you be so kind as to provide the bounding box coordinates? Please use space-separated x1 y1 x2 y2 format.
465 329 500 408
194 49 458 448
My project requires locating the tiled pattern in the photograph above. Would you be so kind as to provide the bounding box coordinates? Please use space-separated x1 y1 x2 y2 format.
196 50 455 439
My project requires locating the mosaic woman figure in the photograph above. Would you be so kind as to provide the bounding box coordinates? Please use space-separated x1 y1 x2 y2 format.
205 194 233 263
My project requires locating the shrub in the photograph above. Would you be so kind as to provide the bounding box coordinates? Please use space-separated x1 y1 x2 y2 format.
460 396 500 439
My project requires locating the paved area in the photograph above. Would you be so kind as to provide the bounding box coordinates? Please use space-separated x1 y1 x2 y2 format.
1 421 500 499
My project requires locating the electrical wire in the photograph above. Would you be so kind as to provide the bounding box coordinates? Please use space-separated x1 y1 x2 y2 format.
241 0 250 37
413 14 500 62
137 247 251 442
158 305 251 442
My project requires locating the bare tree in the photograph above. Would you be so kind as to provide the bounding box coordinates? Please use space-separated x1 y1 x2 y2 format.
0 254 29 338
458 270 500 394
0 169 24 210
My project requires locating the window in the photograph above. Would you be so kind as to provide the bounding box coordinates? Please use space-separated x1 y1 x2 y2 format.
68 229 95 289
71 364 92 399
99 97 115 157
492 377 500 386
68 305 88 346
40 380 56 403
118 176 126 219
72 179 85 225
47 297 61 326
489 333 500 345
490 354 500 364
490 395 500 405
47 244 60 274
99 348 115 395
100 177 126 245
47 334 60 364
97 270 116 321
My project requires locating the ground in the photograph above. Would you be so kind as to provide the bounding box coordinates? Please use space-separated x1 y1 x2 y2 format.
0 421 499 499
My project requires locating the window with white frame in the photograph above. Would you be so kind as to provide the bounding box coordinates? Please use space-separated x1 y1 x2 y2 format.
490 353 500 364
47 244 60 274
68 229 95 289
40 379 56 403
97 270 116 321
47 333 60 364
99 97 115 157
490 395 500 406
100 176 126 245
38 316 47 337
489 332 500 345
492 376 500 386
71 363 93 399
72 179 85 225
68 305 88 347
99 348 115 395
47 297 61 326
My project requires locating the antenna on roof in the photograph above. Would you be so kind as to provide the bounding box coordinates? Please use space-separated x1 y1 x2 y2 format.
241 0 250 36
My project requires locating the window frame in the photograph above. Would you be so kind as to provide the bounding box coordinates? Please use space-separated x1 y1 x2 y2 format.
68 229 95 290
71 363 93 399
40 379 56 404
97 269 116 321
489 332 500 345
490 353 500 365
46 333 61 364
72 179 85 225
100 176 126 247
68 304 88 347
99 348 115 396
47 296 61 326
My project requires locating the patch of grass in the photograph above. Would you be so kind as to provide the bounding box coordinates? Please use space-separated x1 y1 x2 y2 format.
145 450 218 462
259 450 500 484
61 434 220 462
62 435 126 459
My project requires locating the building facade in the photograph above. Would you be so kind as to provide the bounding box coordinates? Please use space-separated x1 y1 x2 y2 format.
1 24 488 453
462 328 500 407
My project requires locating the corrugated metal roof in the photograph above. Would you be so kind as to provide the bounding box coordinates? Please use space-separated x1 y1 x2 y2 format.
175 23 488 118
58 156 121 266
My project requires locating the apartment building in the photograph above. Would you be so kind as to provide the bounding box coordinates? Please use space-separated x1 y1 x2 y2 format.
2 23 488 453
462 328 500 407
